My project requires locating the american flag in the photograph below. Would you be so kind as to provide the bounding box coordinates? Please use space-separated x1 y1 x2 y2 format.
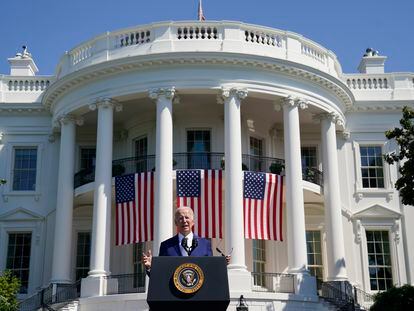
176 170 223 238
243 171 284 241
198 0 206 21
115 172 154 245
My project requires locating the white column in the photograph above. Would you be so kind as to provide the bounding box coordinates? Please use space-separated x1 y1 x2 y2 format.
320 113 348 281
88 99 121 278
221 87 248 271
149 87 175 254
282 97 309 273
51 115 82 283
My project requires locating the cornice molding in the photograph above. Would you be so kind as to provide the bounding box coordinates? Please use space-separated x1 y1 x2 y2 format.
41 54 354 112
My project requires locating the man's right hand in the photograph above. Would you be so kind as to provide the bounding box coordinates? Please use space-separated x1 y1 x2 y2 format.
142 249 152 270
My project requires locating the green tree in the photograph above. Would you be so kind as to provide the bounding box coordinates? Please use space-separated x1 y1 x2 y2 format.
370 284 414 311
0 179 6 185
0 270 21 311
384 106 414 206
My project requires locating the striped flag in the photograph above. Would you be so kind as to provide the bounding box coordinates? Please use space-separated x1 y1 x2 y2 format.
198 0 206 21
115 172 154 245
176 169 223 238
243 171 284 241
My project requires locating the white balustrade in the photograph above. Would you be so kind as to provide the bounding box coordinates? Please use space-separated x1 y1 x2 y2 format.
346 76 389 90
243 29 282 47
53 21 341 78
6 78 52 91
301 43 326 64
176 26 219 40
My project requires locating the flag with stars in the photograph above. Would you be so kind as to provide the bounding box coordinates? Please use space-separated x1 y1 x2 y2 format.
115 172 154 245
176 169 223 238
243 171 284 240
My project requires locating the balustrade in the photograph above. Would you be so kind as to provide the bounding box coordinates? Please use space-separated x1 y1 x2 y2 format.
6 78 51 91
301 43 326 64
346 77 388 90
177 26 219 40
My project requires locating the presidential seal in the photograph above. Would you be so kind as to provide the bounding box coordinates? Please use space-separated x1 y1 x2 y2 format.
173 263 205 294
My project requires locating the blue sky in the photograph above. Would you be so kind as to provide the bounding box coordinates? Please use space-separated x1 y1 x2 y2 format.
1 0 413 75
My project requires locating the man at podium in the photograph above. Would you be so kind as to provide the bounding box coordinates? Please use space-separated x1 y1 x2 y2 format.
142 206 213 270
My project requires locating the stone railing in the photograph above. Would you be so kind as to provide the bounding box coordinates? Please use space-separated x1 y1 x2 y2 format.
55 21 341 79
0 75 55 103
342 73 414 101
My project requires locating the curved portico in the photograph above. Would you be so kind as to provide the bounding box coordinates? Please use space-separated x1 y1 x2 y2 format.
43 21 353 299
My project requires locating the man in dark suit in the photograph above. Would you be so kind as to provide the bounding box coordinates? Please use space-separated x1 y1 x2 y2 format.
142 206 226 270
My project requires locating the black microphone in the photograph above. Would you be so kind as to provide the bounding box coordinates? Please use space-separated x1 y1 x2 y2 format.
216 247 225 257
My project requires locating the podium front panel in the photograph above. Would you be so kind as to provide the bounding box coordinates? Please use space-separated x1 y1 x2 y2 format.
147 256 230 310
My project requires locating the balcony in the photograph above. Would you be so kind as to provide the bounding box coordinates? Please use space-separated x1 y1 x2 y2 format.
74 152 323 188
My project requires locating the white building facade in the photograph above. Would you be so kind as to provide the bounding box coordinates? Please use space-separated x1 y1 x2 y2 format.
0 21 413 310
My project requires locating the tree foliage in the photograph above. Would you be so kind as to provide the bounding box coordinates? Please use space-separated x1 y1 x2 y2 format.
370 284 414 311
384 106 414 206
0 270 20 311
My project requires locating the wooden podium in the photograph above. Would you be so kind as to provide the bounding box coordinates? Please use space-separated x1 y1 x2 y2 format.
147 256 230 311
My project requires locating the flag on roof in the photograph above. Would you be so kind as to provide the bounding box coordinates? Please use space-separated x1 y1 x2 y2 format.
198 0 206 21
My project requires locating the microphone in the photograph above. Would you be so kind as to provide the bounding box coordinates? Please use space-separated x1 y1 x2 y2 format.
216 247 233 257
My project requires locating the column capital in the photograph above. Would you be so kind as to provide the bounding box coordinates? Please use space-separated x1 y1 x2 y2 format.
220 86 248 101
89 98 123 112
314 112 344 127
276 96 309 111
57 114 84 127
148 87 176 101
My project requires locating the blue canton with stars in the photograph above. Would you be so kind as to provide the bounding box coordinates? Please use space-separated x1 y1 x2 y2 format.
244 171 266 200
115 174 135 203
177 170 201 197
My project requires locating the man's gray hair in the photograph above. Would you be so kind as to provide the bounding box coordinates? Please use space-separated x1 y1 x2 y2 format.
174 206 194 219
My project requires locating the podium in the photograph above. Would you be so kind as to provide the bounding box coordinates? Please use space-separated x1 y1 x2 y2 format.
147 256 230 311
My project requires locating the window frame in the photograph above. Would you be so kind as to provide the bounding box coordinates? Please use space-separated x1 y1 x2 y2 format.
305 230 324 282
0 221 40 298
74 231 91 281
252 239 266 287
352 141 393 197
358 219 400 293
2 143 43 199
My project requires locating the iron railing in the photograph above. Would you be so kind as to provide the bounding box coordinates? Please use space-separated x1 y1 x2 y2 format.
353 286 374 310
74 152 323 188
104 273 146 294
251 272 295 293
19 281 81 311
320 281 355 311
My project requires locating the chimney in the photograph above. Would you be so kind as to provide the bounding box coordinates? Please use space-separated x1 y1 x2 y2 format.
357 48 387 74
8 46 39 76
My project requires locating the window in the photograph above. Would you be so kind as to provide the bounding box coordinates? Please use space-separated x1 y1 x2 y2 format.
187 130 211 169
80 148 96 170
75 232 91 281
252 240 266 286
133 243 146 288
306 231 323 282
301 147 317 170
6 233 32 294
135 137 148 172
360 146 384 188
12 148 37 191
366 230 393 291
249 137 263 172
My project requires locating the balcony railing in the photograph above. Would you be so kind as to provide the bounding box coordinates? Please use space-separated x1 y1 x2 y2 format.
19 281 81 311
104 273 146 295
251 272 295 293
74 152 323 188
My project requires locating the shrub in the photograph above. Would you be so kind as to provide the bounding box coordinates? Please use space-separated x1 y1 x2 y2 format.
370 284 414 311
0 270 20 311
